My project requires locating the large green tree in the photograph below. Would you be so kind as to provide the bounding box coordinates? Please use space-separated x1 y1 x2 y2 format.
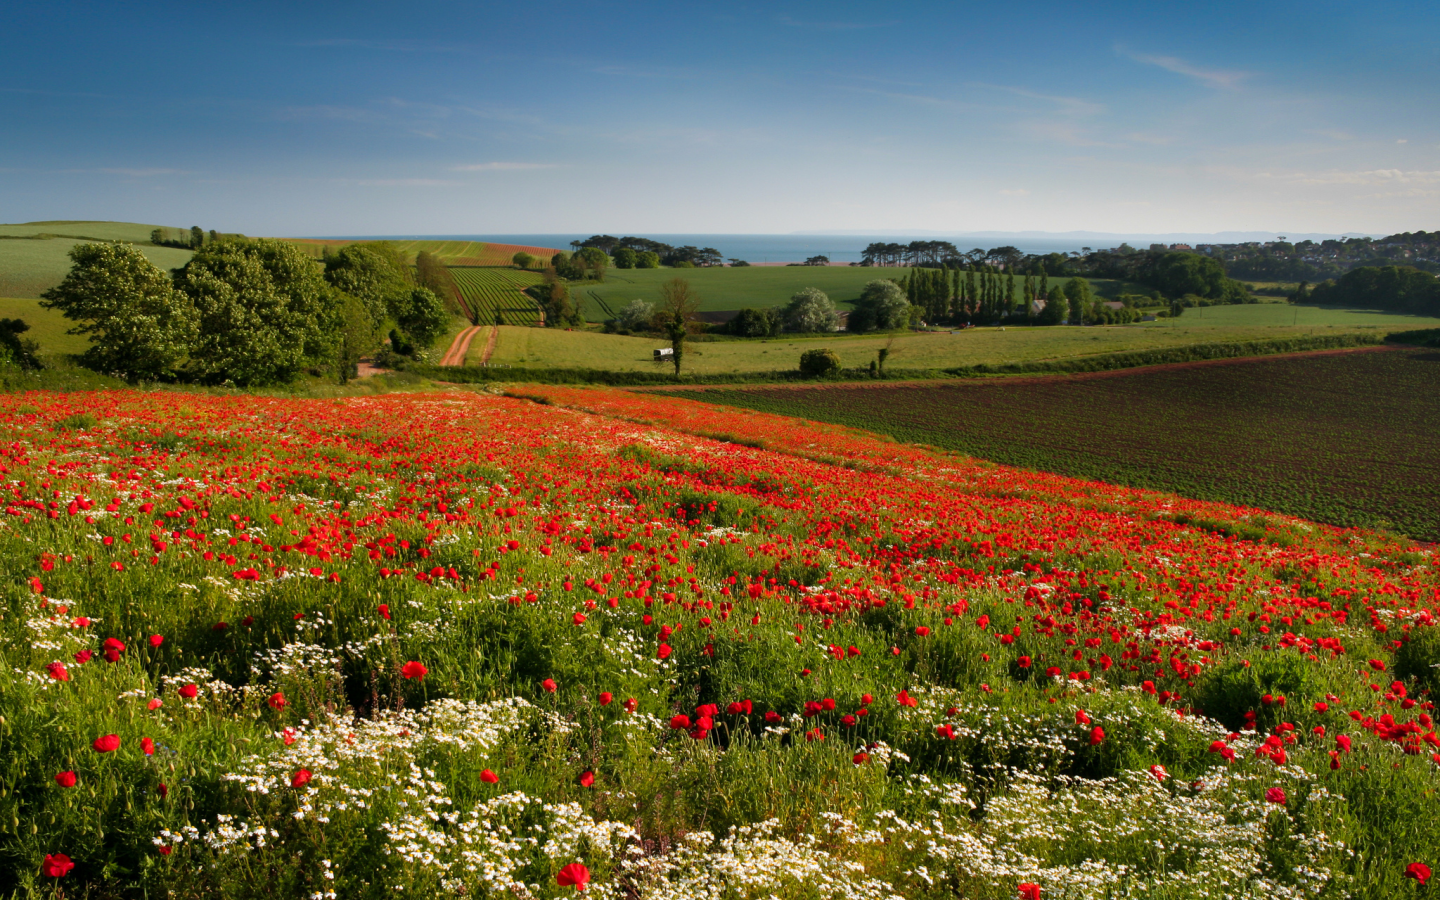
324 243 413 328
396 287 449 350
784 287 840 332
40 242 198 380
176 239 339 386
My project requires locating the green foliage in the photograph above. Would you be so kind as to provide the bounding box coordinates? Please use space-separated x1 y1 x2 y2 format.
849 280 910 332
1143 252 1250 303
798 348 841 377
635 251 661 269
415 251 469 323
0 318 41 370
1310 265 1440 316
1395 626 1440 697
614 299 655 332
512 251 535 269
396 287 449 350
176 239 339 386
726 307 783 338
612 247 637 269
334 292 378 383
40 242 198 379
1038 284 1068 325
784 287 839 333
323 243 414 329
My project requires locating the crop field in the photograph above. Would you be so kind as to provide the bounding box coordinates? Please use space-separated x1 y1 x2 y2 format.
450 268 545 326
0 221 193 298
680 346 1440 540
284 239 562 267
0 297 90 356
476 305 1439 375
2 387 1436 898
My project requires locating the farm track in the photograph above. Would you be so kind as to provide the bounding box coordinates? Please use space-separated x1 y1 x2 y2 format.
439 326 482 367
478 324 499 366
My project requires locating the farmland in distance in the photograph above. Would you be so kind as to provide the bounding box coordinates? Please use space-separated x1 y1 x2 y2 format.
674 346 1440 540
450 268 544 326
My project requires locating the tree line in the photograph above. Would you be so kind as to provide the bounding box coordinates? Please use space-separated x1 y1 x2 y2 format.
571 236 724 267
1302 266 1440 316
41 239 449 386
151 226 246 249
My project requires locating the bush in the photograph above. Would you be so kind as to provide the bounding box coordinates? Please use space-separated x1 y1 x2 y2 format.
798 348 841 377
784 288 839 333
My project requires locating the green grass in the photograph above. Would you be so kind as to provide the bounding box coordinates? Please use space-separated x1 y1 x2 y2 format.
682 346 1440 540
582 267 1152 316
477 305 1440 376
0 297 90 356
0 221 193 298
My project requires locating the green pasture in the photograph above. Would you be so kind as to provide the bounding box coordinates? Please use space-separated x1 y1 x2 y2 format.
0 297 89 356
581 266 1149 316
0 221 193 299
479 305 1440 376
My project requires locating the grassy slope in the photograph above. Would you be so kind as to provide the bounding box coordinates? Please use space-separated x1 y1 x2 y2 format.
481 305 1440 375
0 221 193 299
678 347 1440 540
582 266 1148 315
0 297 90 355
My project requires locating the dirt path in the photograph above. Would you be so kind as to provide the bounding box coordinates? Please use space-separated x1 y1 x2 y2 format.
439 326 482 367
478 325 499 366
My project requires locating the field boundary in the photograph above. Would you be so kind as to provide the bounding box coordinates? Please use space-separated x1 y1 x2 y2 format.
410 330 1392 386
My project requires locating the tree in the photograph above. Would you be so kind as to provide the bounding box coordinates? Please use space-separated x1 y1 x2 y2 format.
574 247 609 282
727 307 782 337
334 291 377 383
40 242 198 380
175 239 338 386
0 319 40 370
324 243 413 329
635 251 661 269
615 298 654 331
803 255 830 267
1037 284 1067 325
798 348 841 377
856 279 910 331
396 287 448 350
1064 277 1094 324
613 247 637 269
189 226 205 249
416 251 469 322
656 278 700 377
784 288 839 332
512 251 535 269
1309 266 1440 315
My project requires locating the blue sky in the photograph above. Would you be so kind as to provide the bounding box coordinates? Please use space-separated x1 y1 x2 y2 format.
2 1 1436 236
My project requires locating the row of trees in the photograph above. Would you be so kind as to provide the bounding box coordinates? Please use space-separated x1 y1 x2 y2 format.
150 226 245 249
41 239 448 385
1306 266 1440 316
571 236 724 267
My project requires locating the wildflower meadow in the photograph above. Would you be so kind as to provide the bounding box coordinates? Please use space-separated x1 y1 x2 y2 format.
1 385 1437 899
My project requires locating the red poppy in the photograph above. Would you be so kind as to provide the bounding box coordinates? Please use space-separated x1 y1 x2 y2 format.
556 862 590 890
1088 726 1105 746
1017 656 1032 669
291 769 312 788
1265 787 1287 805
149 634 164 648
669 714 691 730
1406 863 1431 885
157 783 168 798
93 734 120 753
1336 734 1352 753
480 769 499 784
598 692 613 705
74 650 93 664
1075 709 1091 725
267 692 287 710
401 661 428 680
378 604 390 620
572 612 587 625
914 625 930 637
579 770 595 787
42 854 74 877
541 678 557 693
147 698 163 710
853 752 869 764
623 698 637 713
55 771 76 788
45 662 69 682
1018 883 1041 900
656 643 672 660
141 737 155 756
179 684 198 699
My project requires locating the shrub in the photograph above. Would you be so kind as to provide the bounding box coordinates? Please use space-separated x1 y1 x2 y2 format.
798 348 841 377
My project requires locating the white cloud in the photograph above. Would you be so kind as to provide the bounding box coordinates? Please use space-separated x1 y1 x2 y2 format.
1122 50 1250 90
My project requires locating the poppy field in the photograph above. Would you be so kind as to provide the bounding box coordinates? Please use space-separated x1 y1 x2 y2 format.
2 384 1438 899
679 346 1440 542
